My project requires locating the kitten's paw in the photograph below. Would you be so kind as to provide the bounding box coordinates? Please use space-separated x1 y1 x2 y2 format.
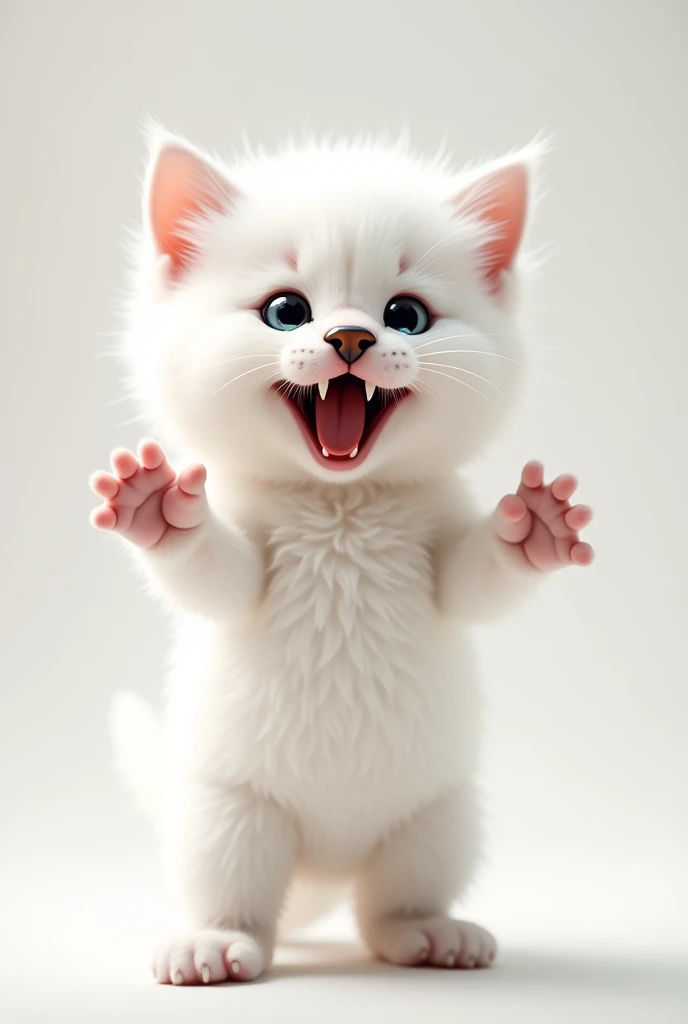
494 460 594 572
152 928 267 985
89 439 207 550
366 914 496 969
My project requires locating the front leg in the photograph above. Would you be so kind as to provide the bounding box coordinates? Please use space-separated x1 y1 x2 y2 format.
154 783 295 985
437 460 594 623
89 439 261 618
356 786 496 969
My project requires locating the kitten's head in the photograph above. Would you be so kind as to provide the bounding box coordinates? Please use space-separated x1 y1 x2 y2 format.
126 129 541 485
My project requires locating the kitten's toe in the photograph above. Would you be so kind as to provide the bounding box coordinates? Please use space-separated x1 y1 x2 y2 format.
193 938 229 984
224 935 264 981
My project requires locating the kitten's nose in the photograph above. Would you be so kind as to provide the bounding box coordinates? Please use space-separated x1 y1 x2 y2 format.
324 326 377 365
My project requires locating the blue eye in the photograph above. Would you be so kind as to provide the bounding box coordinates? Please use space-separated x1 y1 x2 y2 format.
384 296 430 335
262 293 312 331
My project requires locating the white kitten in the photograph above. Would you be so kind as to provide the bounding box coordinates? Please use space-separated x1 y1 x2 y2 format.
92 128 594 984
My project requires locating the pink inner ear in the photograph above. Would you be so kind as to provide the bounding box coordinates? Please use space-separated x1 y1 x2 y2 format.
149 147 233 278
453 164 528 291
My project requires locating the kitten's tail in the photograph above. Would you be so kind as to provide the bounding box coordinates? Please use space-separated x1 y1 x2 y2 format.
110 690 163 822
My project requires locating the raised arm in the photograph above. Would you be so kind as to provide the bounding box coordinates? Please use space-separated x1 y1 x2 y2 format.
435 461 594 623
89 439 261 619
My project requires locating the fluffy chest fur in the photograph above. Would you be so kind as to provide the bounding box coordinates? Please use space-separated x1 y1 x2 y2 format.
169 483 478 867
260 484 437 685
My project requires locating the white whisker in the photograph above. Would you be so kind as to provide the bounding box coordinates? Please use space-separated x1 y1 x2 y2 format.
211 361 281 398
419 366 493 404
273 379 309 410
409 379 444 413
422 344 569 392
271 379 290 407
419 361 505 397
418 348 520 365
212 353 281 368
413 333 505 351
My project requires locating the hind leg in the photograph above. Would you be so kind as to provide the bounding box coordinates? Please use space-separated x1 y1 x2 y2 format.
355 785 496 969
153 781 295 984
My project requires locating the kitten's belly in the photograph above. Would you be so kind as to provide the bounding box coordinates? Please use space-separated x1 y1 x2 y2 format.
171 622 477 870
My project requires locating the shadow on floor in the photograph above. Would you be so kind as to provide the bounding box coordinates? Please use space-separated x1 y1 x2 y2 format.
269 937 688 994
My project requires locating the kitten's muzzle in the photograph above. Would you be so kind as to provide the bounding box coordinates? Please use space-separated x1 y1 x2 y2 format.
324 326 376 365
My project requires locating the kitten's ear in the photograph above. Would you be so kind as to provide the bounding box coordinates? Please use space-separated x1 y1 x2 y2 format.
144 133 236 279
450 154 535 293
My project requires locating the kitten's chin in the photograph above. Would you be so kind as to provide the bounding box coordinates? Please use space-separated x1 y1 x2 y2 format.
271 377 412 474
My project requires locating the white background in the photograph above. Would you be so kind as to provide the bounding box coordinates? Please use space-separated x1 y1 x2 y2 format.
1 1 686 1021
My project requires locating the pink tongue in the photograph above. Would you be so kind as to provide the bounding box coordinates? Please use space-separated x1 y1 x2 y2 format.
315 376 366 456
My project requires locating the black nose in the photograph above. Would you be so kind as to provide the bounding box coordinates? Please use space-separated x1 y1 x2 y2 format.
324 326 377 365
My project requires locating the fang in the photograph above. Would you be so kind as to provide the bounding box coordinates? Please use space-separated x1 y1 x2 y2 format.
318 380 329 401
322 447 330 458
349 447 359 458
365 382 376 402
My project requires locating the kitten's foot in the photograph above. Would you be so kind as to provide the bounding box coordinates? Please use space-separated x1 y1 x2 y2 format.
365 914 496 969
152 928 268 985
495 460 594 571
89 439 207 549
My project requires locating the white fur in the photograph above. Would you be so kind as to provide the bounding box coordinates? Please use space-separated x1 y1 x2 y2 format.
114 130 543 978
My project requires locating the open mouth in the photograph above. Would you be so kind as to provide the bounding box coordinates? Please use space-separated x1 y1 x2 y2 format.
272 375 410 470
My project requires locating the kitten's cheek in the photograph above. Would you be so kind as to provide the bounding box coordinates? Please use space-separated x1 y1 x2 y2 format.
355 361 419 392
